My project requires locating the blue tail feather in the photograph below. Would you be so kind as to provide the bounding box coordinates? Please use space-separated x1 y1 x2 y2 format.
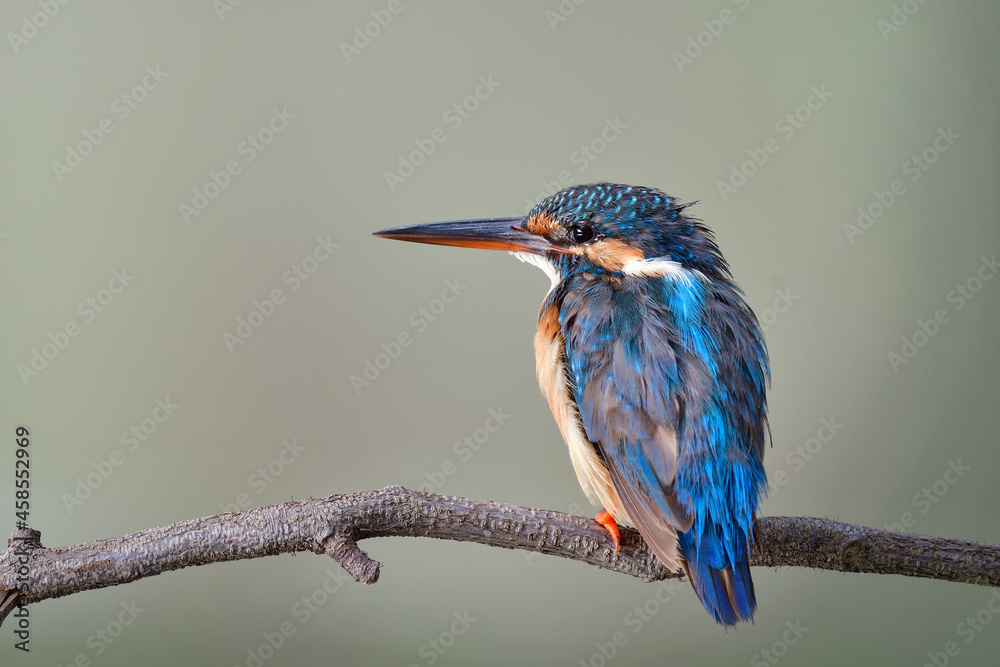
679 525 756 626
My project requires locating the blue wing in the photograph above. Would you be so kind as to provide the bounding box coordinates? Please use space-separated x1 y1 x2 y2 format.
556 272 768 625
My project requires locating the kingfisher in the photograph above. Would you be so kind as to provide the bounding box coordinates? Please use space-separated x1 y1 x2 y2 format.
374 183 769 626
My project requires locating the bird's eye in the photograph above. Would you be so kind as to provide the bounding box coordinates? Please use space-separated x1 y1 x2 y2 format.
570 224 596 244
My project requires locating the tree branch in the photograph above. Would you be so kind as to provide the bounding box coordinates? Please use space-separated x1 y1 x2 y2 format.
1 485 997 625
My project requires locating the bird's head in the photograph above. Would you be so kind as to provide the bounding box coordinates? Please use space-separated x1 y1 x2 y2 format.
374 183 729 285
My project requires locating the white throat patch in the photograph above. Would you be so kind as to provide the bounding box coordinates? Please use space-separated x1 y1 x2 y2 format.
512 251 561 293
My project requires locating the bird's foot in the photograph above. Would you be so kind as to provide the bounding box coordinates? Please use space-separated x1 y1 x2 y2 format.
594 509 621 555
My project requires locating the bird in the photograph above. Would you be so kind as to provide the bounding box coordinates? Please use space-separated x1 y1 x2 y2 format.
373 183 769 626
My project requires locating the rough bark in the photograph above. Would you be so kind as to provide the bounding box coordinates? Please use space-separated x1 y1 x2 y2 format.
1 486 997 625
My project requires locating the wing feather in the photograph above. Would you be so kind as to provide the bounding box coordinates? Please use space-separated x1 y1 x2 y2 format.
556 278 701 569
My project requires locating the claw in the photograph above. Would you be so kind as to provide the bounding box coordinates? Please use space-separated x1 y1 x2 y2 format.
595 509 621 555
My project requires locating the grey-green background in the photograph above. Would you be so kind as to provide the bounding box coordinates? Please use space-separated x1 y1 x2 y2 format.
3 1 999 665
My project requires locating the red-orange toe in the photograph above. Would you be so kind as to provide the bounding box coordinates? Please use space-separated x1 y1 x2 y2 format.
595 509 621 555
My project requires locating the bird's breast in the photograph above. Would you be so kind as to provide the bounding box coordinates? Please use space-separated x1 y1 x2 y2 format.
534 303 627 522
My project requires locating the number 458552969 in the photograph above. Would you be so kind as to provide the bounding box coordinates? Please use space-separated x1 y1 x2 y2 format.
15 425 30 525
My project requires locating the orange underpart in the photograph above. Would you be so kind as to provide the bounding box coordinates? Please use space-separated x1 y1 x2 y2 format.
595 510 621 555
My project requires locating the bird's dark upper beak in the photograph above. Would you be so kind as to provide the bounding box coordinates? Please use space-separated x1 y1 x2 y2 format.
373 217 560 255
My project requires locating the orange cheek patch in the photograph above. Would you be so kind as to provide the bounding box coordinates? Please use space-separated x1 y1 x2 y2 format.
526 212 558 236
583 239 644 271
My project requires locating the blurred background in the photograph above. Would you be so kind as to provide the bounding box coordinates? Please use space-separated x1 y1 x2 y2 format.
2 1 999 665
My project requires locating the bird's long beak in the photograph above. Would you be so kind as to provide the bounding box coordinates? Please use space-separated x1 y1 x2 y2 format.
373 217 559 255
